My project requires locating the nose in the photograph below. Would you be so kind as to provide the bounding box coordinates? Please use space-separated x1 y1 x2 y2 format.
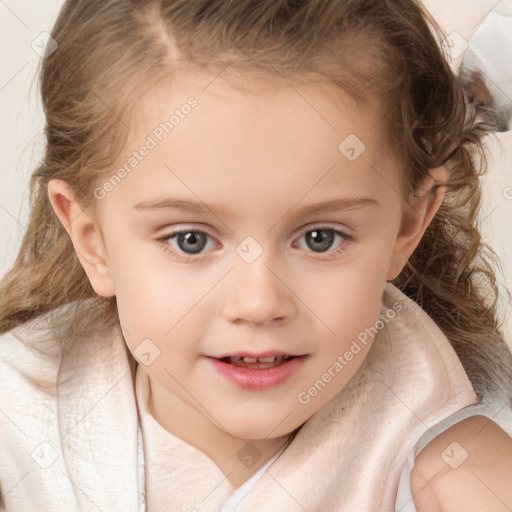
221 251 296 326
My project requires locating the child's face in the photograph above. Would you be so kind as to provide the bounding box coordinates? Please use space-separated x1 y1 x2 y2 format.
85 72 430 440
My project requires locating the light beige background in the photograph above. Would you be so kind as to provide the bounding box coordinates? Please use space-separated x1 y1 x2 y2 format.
0 0 511 344
420 2 512 347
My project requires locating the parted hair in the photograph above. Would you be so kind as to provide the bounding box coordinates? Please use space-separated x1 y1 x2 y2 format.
1 0 511 407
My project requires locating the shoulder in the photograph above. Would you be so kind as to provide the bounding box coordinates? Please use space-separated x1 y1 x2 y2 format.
410 414 512 511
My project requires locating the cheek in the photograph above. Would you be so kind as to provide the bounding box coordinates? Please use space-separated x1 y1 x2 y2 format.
299 251 389 330
108 255 216 360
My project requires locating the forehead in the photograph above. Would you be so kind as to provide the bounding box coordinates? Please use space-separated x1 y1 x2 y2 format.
139 69 385 135
98 70 403 219
130 70 392 160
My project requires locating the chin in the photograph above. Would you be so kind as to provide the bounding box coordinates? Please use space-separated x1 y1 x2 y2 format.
220 411 304 441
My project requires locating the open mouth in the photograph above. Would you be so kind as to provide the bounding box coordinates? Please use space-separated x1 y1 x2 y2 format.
218 355 297 369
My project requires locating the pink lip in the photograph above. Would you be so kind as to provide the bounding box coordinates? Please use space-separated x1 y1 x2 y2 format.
207 355 307 390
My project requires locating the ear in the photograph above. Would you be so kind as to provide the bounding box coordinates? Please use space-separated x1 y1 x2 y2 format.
386 166 450 281
47 178 115 297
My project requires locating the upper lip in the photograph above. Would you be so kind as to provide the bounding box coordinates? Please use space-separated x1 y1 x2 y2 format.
208 351 306 359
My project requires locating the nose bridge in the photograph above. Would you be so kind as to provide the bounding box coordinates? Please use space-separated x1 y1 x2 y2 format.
222 239 295 325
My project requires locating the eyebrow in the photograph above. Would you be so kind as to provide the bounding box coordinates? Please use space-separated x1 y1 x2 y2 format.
134 195 378 216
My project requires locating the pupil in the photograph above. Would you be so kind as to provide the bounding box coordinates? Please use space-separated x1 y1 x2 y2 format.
178 232 207 254
307 229 334 252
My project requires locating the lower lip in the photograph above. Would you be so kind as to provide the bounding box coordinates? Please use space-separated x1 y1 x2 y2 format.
207 356 307 390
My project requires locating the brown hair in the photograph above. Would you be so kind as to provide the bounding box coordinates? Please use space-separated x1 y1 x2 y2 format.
1 0 511 407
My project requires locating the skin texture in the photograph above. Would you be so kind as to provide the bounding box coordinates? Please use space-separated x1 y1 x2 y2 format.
411 415 512 511
48 72 448 487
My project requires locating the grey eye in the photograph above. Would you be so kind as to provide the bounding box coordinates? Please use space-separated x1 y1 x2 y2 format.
303 229 336 252
172 231 208 254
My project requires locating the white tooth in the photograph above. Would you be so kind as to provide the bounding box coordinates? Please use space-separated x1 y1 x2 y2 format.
257 356 276 363
243 357 258 363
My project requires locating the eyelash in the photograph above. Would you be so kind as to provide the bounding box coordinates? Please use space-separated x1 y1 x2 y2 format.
156 224 352 262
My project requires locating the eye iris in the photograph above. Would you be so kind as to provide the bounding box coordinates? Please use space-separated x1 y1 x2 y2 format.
306 229 334 252
178 232 207 254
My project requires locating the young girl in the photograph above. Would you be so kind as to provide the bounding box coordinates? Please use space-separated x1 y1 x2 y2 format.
1 0 512 510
